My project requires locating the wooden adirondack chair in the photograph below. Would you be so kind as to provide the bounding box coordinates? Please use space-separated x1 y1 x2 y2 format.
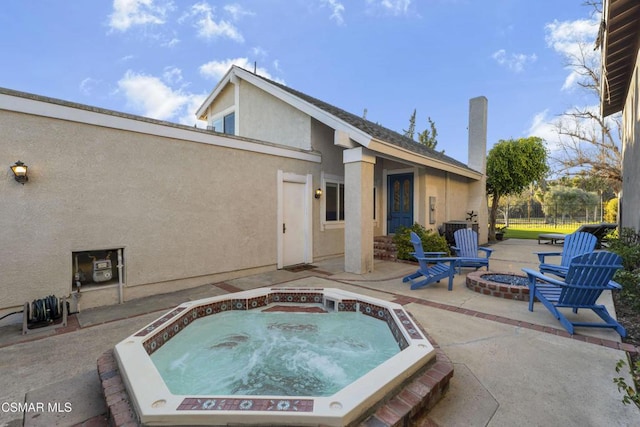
452 228 493 272
535 231 597 278
522 251 625 337
402 232 458 290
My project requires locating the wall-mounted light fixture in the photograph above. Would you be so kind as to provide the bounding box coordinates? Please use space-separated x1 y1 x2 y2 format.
10 161 28 184
314 188 323 199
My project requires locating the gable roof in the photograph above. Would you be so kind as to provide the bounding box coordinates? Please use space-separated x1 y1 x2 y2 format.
600 0 640 117
198 66 481 179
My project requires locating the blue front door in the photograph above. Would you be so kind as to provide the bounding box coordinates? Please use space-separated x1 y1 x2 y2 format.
387 173 414 234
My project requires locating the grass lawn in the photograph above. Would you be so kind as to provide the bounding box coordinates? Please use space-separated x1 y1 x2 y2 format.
502 225 578 240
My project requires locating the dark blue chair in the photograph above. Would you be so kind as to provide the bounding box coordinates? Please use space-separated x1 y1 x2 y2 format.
535 231 597 278
402 232 458 290
452 228 493 272
522 251 625 337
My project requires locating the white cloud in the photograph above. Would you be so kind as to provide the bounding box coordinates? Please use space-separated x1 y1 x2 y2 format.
223 4 254 21
251 46 268 58
186 2 244 42
163 37 180 48
79 78 101 96
544 15 600 91
108 0 173 32
199 57 283 83
118 70 200 122
367 0 411 15
492 49 537 73
162 66 183 84
526 109 561 150
321 0 346 25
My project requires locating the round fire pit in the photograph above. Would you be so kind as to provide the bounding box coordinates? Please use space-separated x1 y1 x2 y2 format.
466 271 530 301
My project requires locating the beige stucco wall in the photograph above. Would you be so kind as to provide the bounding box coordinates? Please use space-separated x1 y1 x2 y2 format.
310 119 346 258
0 106 329 313
205 83 235 121
238 80 311 150
621 55 640 232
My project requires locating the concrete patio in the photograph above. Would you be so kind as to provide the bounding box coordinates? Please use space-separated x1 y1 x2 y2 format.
0 238 638 426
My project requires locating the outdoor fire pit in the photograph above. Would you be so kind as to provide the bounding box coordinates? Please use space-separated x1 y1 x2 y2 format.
466 271 531 301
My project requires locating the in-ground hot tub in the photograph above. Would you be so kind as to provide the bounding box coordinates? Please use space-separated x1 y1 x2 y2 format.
114 287 436 426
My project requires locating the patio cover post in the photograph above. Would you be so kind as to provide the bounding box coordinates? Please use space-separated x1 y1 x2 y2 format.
344 147 376 274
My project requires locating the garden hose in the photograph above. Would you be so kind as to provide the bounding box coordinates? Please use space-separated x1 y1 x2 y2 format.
28 295 61 324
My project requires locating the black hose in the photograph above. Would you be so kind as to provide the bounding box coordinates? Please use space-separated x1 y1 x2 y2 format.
0 310 23 321
29 295 61 323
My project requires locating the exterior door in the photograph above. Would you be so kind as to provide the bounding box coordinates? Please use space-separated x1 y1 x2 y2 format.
282 181 306 266
387 173 414 234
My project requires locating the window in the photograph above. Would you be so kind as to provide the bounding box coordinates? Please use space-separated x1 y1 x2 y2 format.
209 111 235 135
326 181 345 221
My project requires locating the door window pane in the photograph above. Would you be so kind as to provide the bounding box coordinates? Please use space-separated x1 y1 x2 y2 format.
403 179 411 212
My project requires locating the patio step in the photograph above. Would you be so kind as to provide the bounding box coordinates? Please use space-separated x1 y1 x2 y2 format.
374 236 397 261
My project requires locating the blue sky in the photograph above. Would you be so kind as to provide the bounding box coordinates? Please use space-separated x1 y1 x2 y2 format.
0 0 602 163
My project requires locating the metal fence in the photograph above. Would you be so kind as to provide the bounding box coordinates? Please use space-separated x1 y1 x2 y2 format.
494 200 607 228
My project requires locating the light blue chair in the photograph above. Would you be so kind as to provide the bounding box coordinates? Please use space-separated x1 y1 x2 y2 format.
402 232 458 290
522 251 625 337
535 231 597 278
452 228 493 272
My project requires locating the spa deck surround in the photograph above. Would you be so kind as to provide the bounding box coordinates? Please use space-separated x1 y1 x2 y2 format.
114 287 439 426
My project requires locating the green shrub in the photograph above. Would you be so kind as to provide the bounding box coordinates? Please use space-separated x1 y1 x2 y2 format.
614 358 640 409
607 228 640 310
393 223 450 261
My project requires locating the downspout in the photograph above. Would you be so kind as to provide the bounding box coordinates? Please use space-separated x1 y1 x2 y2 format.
117 249 124 304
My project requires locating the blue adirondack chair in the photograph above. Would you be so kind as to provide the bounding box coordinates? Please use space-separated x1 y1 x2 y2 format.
402 232 458 290
535 231 597 278
452 228 493 272
522 251 625 337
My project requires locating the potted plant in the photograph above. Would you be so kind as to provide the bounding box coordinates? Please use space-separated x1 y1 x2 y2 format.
495 225 507 241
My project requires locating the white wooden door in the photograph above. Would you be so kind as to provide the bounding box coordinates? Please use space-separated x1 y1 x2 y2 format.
282 181 306 266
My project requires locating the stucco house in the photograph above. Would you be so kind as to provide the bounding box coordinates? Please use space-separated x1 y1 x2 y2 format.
0 66 487 317
600 0 640 232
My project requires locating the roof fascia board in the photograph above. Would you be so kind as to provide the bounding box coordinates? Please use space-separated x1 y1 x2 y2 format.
1 91 321 164
231 66 373 146
368 138 482 180
195 71 233 120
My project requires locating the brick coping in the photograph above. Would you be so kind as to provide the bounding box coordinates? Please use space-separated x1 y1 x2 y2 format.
98 330 453 427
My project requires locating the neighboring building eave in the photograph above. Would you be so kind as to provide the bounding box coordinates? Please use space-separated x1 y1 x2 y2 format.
600 0 640 117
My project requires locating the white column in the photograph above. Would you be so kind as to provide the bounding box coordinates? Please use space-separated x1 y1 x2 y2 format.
343 147 376 274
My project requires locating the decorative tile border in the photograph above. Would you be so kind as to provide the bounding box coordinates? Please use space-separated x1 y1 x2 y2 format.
134 306 186 337
394 309 423 340
337 299 358 312
141 291 424 356
177 397 314 412
269 292 324 305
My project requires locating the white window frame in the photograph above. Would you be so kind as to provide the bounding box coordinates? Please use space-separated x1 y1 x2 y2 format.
321 172 345 231
209 106 236 135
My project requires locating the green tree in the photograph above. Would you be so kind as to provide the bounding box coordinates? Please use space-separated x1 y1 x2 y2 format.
404 110 439 149
540 185 599 222
418 116 438 149
605 197 618 223
403 109 416 140
487 137 548 240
